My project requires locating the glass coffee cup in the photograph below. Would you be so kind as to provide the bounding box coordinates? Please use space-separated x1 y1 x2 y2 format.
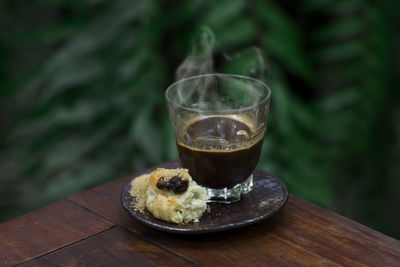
165 74 271 203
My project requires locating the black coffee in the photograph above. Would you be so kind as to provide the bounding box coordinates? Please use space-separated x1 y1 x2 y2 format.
177 116 264 189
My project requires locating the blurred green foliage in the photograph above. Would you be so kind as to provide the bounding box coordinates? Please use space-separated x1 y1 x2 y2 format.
1 0 399 239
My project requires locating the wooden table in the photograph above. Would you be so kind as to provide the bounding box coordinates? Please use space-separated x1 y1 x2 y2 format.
1 160 400 266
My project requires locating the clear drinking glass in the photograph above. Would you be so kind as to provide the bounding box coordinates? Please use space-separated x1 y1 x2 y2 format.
165 74 271 203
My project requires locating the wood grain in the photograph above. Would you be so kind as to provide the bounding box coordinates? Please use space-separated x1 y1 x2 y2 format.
19 226 197 267
0 200 114 266
68 160 400 266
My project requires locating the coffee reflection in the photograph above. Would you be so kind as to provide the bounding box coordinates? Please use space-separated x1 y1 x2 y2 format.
177 115 265 189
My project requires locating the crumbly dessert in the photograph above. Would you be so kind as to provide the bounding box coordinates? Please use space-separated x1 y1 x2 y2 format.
129 168 208 224
129 173 151 212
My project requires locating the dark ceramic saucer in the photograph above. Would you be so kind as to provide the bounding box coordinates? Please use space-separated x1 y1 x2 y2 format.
121 168 288 234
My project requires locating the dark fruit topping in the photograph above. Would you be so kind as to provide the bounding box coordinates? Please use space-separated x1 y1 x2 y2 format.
156 175 189 194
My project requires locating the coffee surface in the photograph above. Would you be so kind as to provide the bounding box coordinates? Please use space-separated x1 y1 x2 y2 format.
178 116 264 189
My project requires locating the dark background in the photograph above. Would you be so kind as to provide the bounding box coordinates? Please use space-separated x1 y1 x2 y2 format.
1 0 399 239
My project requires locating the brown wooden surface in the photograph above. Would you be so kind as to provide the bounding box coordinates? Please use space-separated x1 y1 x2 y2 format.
1 160 400 266
0 200 113 266
19 226 196 267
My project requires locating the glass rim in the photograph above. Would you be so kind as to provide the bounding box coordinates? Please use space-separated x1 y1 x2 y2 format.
165 73 271 114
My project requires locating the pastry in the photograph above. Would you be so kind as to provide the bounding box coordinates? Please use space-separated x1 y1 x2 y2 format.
129 168 208 224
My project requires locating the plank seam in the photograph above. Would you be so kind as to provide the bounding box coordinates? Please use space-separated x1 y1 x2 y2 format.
66 199 201 266
14 225 116 266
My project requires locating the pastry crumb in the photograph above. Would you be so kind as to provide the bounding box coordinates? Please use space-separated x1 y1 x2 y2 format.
129 173 150 213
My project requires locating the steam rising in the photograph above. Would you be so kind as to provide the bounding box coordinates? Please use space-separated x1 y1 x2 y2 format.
173 27 268 111
223 47 267 81
176 27 267 81
176 27 215 80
